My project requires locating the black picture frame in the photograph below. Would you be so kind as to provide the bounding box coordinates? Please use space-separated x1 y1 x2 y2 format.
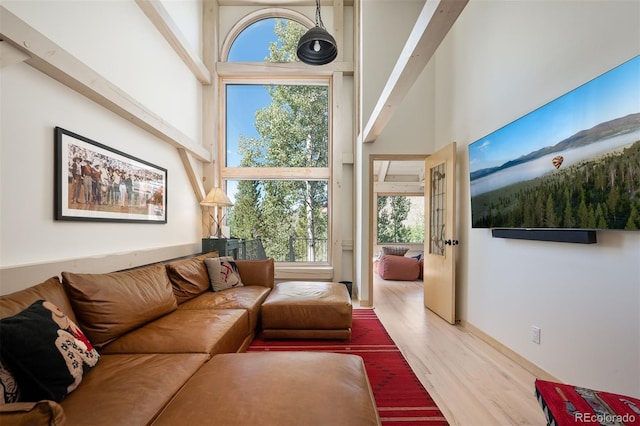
54 127 167 223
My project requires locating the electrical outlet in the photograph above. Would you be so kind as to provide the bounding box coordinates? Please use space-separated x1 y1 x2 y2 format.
531 326 541 344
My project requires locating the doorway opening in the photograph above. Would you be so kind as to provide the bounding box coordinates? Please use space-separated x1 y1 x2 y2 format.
369 155 427 306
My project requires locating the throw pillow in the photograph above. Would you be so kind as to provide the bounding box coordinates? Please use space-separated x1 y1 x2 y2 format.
204 256 244 292
166 252 220 304
0 300 100 402
381 246 410 256
61 263 177 348
0 359 20 403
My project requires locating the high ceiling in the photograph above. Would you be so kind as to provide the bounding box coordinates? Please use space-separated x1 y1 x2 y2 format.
373 160 424 193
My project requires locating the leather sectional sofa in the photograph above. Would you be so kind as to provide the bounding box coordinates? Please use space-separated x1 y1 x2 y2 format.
0 252 276 425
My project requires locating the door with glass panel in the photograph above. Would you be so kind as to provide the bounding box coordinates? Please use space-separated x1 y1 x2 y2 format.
424 142 457 324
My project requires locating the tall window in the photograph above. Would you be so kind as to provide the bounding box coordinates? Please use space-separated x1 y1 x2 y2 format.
222 17 331 263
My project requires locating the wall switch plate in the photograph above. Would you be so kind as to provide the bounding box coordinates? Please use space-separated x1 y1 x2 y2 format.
531 326 541 344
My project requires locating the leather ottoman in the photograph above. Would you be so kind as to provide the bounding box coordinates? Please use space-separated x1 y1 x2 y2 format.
152 352 381 426
261 281 352 339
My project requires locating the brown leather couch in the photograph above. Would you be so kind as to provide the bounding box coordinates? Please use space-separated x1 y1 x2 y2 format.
0 253 275 425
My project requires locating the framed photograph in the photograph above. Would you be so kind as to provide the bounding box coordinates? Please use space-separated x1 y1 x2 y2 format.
55 127 167 223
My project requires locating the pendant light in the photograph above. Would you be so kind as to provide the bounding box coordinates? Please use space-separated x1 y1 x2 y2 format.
296 0 338 65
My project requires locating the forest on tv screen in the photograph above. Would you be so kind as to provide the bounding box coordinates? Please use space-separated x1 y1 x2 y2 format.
472 140 640 230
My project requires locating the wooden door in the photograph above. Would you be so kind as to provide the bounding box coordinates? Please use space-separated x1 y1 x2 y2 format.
423 142 457 324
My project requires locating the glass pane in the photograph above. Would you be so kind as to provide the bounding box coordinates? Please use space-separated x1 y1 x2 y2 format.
377 196 425 243
429 163 446 256
228 18 307 62
226 84 329 168
225 180 328 263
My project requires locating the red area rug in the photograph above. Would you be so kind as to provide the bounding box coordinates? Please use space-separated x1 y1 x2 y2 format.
248 309 448 425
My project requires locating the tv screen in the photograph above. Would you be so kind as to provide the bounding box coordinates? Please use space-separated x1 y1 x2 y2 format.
468 55 640 230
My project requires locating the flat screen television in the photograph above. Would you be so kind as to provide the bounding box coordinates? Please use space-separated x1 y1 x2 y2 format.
468 55 640 234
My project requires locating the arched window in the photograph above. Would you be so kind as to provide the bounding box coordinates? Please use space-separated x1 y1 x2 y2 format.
220 11 331 265
227 18 307 62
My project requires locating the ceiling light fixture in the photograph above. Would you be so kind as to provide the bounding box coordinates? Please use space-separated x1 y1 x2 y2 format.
296 0 338 66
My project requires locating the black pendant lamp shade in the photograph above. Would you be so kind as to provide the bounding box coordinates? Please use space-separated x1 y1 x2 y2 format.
296 0 338 65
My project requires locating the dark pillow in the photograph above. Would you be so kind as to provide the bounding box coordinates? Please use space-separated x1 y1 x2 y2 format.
0 300 100 402
0 359 20 403
166 252 219 304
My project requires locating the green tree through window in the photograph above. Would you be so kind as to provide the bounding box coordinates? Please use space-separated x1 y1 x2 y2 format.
224 18 330 262
377 196 425 244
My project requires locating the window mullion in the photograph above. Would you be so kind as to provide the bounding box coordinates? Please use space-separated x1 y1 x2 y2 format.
222 167 330 180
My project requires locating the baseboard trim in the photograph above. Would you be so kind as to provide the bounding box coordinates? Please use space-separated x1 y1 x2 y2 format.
458 319 559 382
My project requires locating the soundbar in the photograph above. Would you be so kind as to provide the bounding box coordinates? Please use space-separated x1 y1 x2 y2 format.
491 228 597 244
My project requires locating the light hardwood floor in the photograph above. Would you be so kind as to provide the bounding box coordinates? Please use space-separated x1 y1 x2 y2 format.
362 275 548 426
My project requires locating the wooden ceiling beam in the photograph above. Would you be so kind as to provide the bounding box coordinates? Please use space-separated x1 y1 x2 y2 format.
374 181 424 194
360 0 468 143
136 0 212 85
378 160 390 182
0 39 30 68
0 6 210 163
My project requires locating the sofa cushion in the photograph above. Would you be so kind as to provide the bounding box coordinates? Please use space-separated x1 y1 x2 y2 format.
152 352 380 426
234 258 275 288
0 276 78 324
178 286 272 331
60 353 208 426
0 300 100 402
0 400 66 426
166 252 219 304
61 264 177 348
100 309 250 356
204 257 243 292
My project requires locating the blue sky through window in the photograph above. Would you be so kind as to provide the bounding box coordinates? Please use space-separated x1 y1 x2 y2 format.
228 18 278 62
226 19 284 169
226 17 309 169
226 85 271 167
225 18 313 203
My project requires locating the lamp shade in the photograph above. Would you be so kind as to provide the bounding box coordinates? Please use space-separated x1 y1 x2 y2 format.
296 26 338 66
200 187 233 207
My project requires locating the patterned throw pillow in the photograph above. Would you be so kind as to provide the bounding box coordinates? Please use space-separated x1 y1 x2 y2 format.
204 256 244 292
0 360 20 403
0 300 100 402
381 246 410 256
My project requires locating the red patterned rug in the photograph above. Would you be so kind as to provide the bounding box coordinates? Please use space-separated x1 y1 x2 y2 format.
248 309 449 425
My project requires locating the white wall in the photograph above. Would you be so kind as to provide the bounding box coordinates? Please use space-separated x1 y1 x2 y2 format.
358 0 435 304
433 0 640 397
359 0 639 398
0 1 203 292
361 0 425 121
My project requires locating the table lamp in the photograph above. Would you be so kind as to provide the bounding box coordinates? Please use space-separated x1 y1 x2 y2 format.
200 187 233 238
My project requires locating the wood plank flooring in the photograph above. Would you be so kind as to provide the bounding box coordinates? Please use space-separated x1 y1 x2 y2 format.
363 276 548 425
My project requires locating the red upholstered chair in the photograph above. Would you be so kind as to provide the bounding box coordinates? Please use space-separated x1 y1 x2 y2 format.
535 379 640 426
375 255 421 281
